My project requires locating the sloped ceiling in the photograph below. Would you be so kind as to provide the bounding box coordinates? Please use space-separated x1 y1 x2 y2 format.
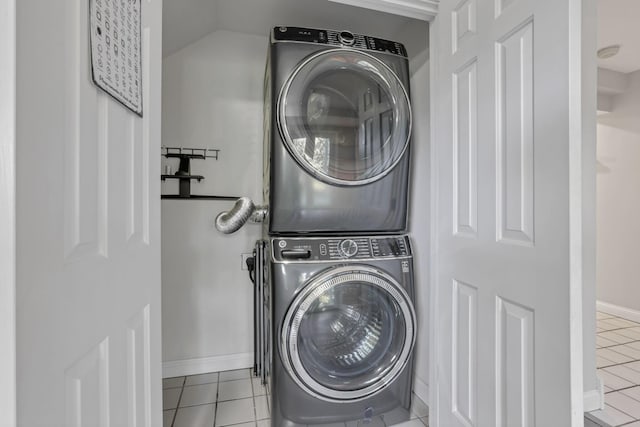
163 0 428 58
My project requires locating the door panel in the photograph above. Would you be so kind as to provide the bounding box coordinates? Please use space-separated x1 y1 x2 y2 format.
16 0 162 425
432 0 583 425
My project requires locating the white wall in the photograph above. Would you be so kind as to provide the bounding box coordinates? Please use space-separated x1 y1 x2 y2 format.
161 30 266 375
408 51 430 400
596 70 640 313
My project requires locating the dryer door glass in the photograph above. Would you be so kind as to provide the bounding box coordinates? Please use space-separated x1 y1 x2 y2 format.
278 49 411 186
282 266 416 401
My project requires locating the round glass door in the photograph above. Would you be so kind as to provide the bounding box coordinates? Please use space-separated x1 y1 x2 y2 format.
281 266 416 402
278 49 411 186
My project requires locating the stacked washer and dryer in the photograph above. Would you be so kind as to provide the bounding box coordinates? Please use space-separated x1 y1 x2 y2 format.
259 26 417 426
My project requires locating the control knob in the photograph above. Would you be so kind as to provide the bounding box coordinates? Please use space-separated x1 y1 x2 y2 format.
339 31 355 46
339 239 358 258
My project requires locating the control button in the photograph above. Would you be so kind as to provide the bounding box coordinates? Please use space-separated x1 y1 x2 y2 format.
319 244 327 256
281 249 311 260
339 239 358 258
339 31 355 46
279 26 287 33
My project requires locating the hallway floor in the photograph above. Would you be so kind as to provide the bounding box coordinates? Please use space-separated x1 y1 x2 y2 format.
163 368 429 427
588 311 640 426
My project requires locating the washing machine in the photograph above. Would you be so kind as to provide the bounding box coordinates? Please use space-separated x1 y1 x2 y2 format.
264 26 412 235
269 235 416 426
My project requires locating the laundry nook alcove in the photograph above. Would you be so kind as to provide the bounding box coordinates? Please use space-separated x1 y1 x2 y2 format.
160 0 431 425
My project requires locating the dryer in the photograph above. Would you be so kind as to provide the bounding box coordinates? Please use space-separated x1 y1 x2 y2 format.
269 235 416 426
264 26 412 235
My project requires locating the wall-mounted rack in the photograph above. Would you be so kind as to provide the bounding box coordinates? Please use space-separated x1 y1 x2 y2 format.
161 146 237 199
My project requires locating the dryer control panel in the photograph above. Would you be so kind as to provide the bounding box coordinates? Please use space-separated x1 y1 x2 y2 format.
272 235 411 262
272 26 408 57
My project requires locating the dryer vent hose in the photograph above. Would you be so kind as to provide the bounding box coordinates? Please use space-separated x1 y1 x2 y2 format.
215 197 266 234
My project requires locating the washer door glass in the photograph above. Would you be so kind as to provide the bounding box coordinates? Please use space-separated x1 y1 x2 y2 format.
278 49 411 186
282 266 416 401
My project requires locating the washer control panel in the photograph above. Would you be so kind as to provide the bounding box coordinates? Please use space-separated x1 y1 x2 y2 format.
272 235 411 262
272 26 408 57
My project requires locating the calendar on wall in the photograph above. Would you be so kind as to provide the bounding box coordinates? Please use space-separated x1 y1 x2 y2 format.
89 0 143 117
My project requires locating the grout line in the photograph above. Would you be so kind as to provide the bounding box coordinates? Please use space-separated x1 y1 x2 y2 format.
170 376 186 427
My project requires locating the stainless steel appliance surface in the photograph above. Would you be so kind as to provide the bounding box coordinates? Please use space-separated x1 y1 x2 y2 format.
264 26 412 235
268 235 417 426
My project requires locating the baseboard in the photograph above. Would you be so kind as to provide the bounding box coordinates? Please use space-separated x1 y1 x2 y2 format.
584 389 604 413
162 352 253 378
413 375 429 406
596 300 640 323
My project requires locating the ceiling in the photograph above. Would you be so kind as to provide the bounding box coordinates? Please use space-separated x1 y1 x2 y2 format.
598 0 640 73
162 0 428 58
163 0 638 73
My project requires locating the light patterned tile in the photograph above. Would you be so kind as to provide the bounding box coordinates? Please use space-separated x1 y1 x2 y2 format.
600 331 636 345
599 319 624 332
163 409 175 427
597 312 617 320
255 395 269 420
621 386 640 402
252 377 267 396
410 395 429 418
346 416 385 426
390 420 425 427
180 383 218 407
604 404 634 426
598 348 634 365
626 361 640 373
609 345 640 361
607 318 640 328
599 369 635 391
614 328 640 341
604 365 640 386
218 379 252 402
597 355 617 369
164 376 185 389
185 372 218 386
606 391 640 419
173 404 215 427
219 369 251 382
215 397 255 426
598 336 620 348
163 387 182 410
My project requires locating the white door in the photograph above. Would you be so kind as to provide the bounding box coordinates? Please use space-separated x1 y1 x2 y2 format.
15 0 162 425
431 0 584 426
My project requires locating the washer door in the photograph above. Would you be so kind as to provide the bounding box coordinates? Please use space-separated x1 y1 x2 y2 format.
281 265 416 402
277 49 411 186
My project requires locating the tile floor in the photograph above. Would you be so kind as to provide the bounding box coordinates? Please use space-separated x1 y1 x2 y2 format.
588 311 640 426
163 368 429 426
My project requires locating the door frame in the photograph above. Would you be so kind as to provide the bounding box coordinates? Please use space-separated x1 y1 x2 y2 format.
0 0 16 424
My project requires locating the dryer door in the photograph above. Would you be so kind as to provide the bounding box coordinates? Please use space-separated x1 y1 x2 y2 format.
277 49 411 186
281 265 416 402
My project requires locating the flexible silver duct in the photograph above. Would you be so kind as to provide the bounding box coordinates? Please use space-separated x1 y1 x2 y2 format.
215 197 265 234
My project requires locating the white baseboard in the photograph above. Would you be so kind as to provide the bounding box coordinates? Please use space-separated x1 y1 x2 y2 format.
596 300 640 323
584 387 604 413
163 353 253 378
413 375 429 406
